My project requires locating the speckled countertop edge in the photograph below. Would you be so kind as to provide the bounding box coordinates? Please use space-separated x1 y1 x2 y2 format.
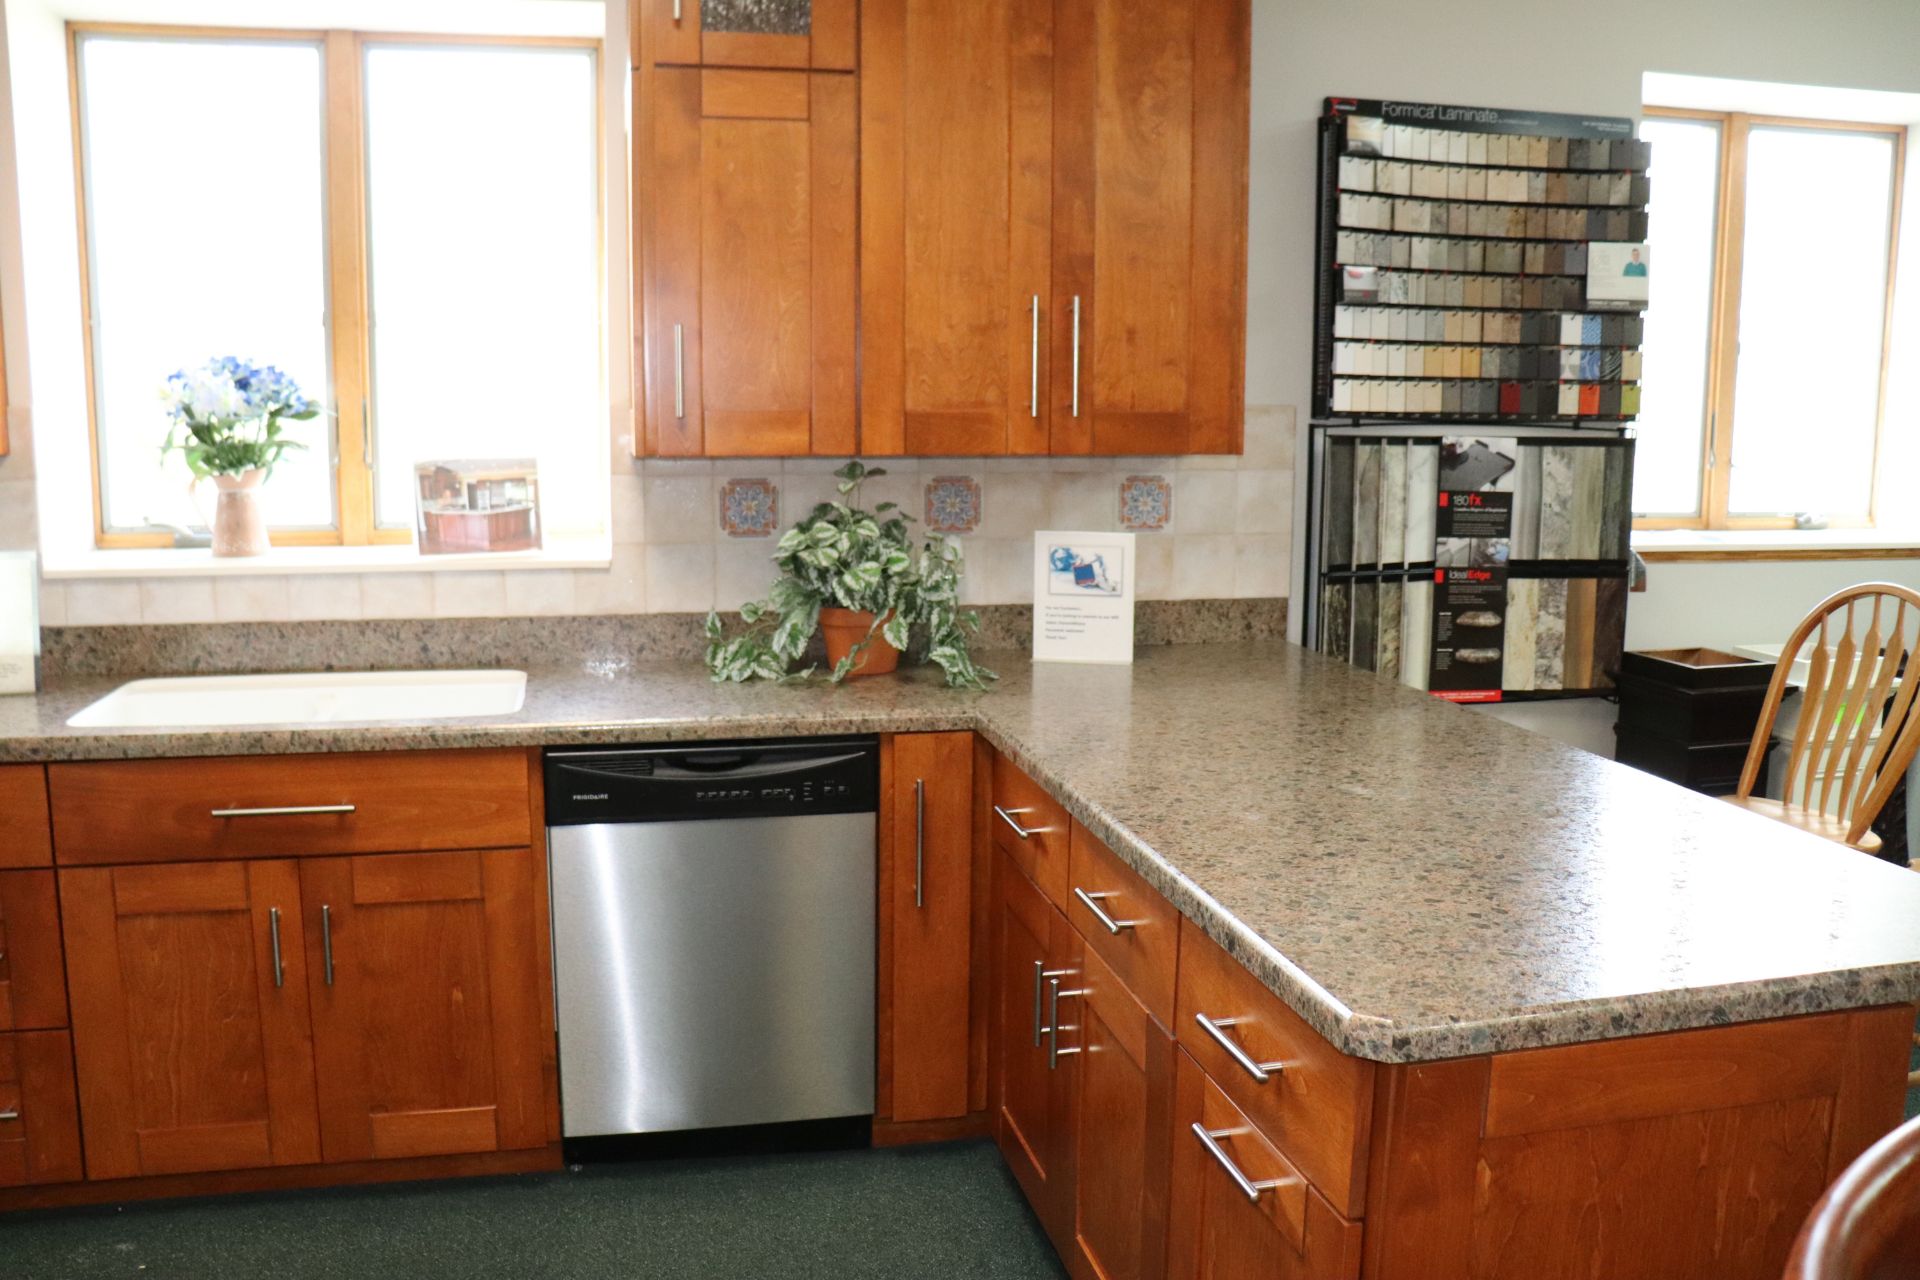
6 652 1920 1066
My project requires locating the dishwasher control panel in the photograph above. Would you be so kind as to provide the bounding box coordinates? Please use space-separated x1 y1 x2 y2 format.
545 738 878 824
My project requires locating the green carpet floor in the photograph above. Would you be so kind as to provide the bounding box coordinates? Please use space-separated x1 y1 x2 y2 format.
0 1140 1066 1280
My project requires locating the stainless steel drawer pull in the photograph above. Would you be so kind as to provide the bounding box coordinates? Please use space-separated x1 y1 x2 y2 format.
1193 1013 1286 1084
993 805 1040 840
1033 963 1073 1046
269 907 285 989
321 904 335 987
0 1109 19 1122
913 779 926 909
672 0 683 23
211 804 356 819
1045 976 1085 1071
1192 1124 1291 1202
1073 887 1133 935
673 323 686 419
1070 295 1082 419
1029 294 1040 418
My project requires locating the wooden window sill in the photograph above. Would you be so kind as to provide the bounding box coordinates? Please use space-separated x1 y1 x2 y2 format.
1632 530 1920 563
38 537 614 580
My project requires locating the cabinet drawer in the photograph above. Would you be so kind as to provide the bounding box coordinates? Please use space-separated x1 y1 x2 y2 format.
1175 917 1374 1218
1169 1047 1363 1279
48 749 532 865
1067 821 1178 1030
0 1031 84 1187
0 766 52 869
0 872 67 1031
990 754 1070 906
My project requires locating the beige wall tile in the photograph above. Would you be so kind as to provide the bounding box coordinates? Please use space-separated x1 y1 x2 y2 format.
0 479 38 549
1051 472 1117 530
1236 470 1292 534
213 575 291 622
644 475 714 544
573 544 647 615
979 472 1049 540
138 578 217 623
1242 404 1296 469
1135 536 1174 598
360 572 436 620
1234 534 1289 597
714 540 778 611
969 538 1030 605
645 543 714 613
1176 471 1237 534
433 572 507 619
35 580 67 626
1172 535 1236 600
64 579 143 626
284 574 365 622
503 569 578 617
610 474 646 544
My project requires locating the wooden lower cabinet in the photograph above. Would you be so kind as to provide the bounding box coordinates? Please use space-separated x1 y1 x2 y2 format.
994 848 1072 1227
0 1031 84 1187
301 850 551 1162
62 860 323 1179
0 870 68 1032
1167 1047 1362 1279
62 848 553 1183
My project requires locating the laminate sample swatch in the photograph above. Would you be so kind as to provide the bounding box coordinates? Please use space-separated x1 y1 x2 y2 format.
1351 581 1378 671
1592 576 1627 688
1538 446 1577 560
1513 444 1543 560
1401 580 1433 691
1564 577 1597 688
1533 577 1569 690
1354 443 1381 567
1600 445 1629 560
1380 443 1408 566
1571 447 1607 560
1377 580 1404 680
1325 441 1354 569
1322 582 1351 661
1405 443 1439 562
1504 578 1540 692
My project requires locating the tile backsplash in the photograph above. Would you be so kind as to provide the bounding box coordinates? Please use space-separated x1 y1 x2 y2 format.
5 406 1295 626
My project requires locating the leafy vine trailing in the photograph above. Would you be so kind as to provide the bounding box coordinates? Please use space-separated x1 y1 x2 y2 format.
704 461 995 690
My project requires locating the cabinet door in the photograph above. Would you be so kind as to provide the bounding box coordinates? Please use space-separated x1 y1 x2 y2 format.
1051 0 1249 456
994 851 1074 1234
1166 1049 1363 1280
1062 942 1175 1280
638 66 855 457
61 861 322 1180
0 871 68 1032
636 0 856 72
0 1031 84 1187
883 733 975 1122
859 0 1052 456
303 850 549 1163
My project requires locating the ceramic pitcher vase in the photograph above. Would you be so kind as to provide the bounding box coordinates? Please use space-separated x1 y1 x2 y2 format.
211 469 271 557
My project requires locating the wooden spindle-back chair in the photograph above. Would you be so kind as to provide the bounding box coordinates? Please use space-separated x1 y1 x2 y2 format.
1724 584 1920 857
1784 1111 1920 1280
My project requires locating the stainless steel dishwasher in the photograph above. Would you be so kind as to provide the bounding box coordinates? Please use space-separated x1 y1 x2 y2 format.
544 739 877 1138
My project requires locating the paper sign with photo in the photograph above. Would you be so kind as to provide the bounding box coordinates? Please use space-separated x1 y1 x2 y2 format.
1032 531 1136 664
1587 241 1650 307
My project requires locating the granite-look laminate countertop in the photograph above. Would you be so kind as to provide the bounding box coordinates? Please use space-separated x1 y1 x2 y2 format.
5 642 1920 1065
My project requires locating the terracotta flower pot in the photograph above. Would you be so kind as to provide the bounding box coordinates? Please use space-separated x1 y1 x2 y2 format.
211 469 271 558
819 607 901 678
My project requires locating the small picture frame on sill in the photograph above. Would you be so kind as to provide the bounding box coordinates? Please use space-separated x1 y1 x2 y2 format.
413 458 543 555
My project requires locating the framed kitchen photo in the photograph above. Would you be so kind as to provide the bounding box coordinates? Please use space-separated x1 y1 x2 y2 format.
413 458 543 555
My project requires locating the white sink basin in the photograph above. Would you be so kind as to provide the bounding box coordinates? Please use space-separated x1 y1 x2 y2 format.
67 669 528 729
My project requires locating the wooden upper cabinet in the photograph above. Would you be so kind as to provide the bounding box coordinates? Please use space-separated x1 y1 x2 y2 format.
60 860 323 1181
858 0 1053 456
637 66 856 457
1051 0 1250 456
635 0 856 72
301 850 550 1164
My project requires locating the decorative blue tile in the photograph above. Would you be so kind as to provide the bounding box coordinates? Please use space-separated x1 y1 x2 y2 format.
924 476 981 535
719 478 780 538
1119 475 1172 531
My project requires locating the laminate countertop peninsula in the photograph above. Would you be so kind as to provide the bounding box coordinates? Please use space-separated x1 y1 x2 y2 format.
5 640 1920 1065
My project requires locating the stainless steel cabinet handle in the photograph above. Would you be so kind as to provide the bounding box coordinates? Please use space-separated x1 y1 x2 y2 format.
913 779 925 909
993 805 1038 840
1194 1013 1286 1084
321 904 335 987
269 907 285 989
1191 1124 1290 1202
1046 977 1084 1071
673 323 685 419
1029 294 1040 418
672 0 683 22
0 1109 19 1122
212 804 356 819
1032 963 1072 1046
1073 886 1133 935
1070 295 1082 419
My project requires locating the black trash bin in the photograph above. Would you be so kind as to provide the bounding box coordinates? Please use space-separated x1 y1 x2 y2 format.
1613 647 1776 796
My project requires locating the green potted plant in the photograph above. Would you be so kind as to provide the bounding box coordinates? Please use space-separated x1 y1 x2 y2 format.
704 461 994 690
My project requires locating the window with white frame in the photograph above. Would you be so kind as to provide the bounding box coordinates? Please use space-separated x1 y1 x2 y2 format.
72 27 604 548
1633 109 1903 530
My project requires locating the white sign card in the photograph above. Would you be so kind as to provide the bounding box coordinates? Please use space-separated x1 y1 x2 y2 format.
1031 531 1136 665
0 551 40 695
1586 240 1650 307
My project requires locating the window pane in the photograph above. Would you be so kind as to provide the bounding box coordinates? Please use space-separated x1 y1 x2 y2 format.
79 36 333 532
1632 116 1720 518
1729 127 1895 518
363 45 603 535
